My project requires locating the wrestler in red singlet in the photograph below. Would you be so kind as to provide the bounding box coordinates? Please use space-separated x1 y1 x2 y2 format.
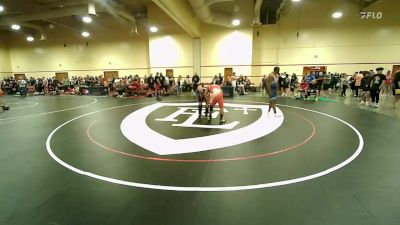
197 84 226 124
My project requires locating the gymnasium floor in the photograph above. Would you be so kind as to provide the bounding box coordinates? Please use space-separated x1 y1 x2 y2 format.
1 93 399 225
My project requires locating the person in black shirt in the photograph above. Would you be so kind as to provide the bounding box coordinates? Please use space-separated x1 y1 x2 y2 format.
282 74 290 97
369 67 386 108
393 71 400 108
218 73 224 85
37 78 44 94
289 74 298 97
146 74 155 96
159 73 165 94
359 71 372 106
192 73 200 95
154 73 161 99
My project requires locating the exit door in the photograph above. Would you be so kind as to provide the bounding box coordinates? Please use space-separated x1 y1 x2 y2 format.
14 74 26 80
224 68 233 83
104 71 119 82
166 69 173 77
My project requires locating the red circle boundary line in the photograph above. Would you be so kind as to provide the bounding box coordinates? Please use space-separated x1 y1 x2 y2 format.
85 112 317 163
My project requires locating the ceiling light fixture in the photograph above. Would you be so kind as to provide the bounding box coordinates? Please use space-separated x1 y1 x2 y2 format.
332 11 343 19
11 24 21 30
149 26 158 33
0 5 4 12
232 19 241 26
26 36 34 42
81 31 90 37
82 16 92 23
292 0 301 2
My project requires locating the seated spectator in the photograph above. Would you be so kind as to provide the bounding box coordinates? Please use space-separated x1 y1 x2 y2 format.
115 80 127 97
244 76 251 92
237 75 247 95
299 78 309 99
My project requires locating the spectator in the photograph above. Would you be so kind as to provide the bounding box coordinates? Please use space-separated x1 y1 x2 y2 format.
18 78 28 97
237 75 246 95
289 73 298 98
354 71 364 97
281 74 290 97
176 75 183 94
192 73 200 95
359 71 372 106
393 70 400 108
341 75 349 97
321 72 331 97
369 67 386 108
382 70 393 97
261 75 267 96
218 73 224 85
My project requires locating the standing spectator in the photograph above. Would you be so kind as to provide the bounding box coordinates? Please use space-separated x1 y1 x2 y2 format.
183 75 191 92
359 71 372 106
331 73 340 92
18 78 28 97
349 74 356 97
320 72 331 97
382 70 393 97
278 73 284 95
354 71 364 97
289 73 298 97
218 73 224 85
392 70 400 108
341 75 349 97
192 73 200 95
281 74 290 97
314 72 324 101
154 73 161 99
163 74 169 94
1 79 10 110
147 74 155 97
176 75 182 94
212 75 218 84
37 78 44 95
231 72 237 92
369 67 386 108
261 75 267 96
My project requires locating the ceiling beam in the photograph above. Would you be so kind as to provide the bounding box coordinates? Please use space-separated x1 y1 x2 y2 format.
152 0 200 38
0 5 88 26
360 0 379 9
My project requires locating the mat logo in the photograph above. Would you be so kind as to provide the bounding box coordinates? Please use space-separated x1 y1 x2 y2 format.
120 103 284 155
360 11 383 19
155 106 241 130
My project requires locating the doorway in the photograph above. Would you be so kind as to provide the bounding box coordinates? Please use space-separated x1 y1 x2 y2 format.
224 68 233 83
104 71 119 82
14 74 26 80
166 69 173 77
55 72 69 80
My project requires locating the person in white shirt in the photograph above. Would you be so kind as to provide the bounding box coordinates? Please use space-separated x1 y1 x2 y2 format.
0 79 10 110
18 79 28 97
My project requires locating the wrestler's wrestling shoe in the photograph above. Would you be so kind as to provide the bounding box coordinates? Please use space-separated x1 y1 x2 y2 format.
2 106 10 111
219 119 226 124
